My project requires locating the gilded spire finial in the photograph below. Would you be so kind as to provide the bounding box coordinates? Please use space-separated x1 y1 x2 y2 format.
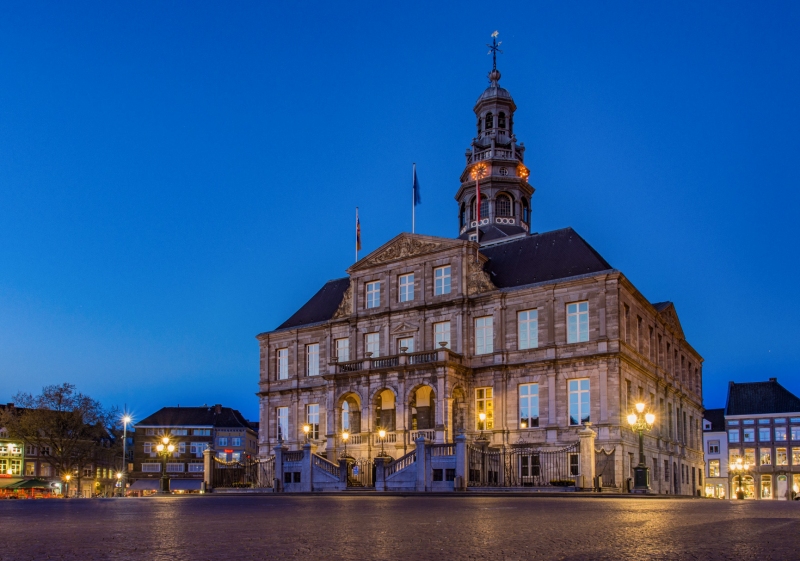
487 31 502 72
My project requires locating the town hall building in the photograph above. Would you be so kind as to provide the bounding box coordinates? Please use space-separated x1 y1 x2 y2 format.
256 53 705 494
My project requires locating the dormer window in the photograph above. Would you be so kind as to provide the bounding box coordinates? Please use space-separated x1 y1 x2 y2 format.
485 112 494 129
498 112 506 129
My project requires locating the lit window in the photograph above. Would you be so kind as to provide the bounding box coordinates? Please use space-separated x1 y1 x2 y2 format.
365 332 380 357
399 273 414 302
306 343 319 376
743 428 755 442
277 348 289 380
366 281 380 309
729 450 741 464
776 448 788 466
277 407 288 441
518 309 538 350
434 266 451 295
335 338 349 362
398 337 414 353
760 448 772 465
476 388 493 430
475 316 494 355
306 404 320 440
519 383 539 428
566 302 589 343
792 448 800 465
759 427 771 441
433 321 450 349
744 448 755 465
568 379 590 426
791 426 800 441
775 426 787 441
708 459 720 477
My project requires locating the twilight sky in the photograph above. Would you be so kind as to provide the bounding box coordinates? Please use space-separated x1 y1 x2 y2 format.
1 1 799 422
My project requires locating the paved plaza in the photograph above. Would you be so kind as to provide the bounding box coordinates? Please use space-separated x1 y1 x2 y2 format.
1 495 799 560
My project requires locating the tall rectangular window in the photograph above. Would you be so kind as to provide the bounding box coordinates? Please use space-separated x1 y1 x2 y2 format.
567 302 589 343
708 440 720 454
476 388 493 430
519 383 539 428
277 407 288 441
760 448 772 465
277 348 289 380
791 426 800 441
776 447 788 466
335 338 350 362
743 428 755 443
775 426 787 441
365 332 380 357
708 459 720 477
434 266 451 295
398 337 414 353
306 343 319 376
399 273 414 302
366 281 380 309
434 321 450 349
475 316 493 355
568 379 590 426
759 427 771 442
306 404 320 440
792 448 800 465
517 309 539 350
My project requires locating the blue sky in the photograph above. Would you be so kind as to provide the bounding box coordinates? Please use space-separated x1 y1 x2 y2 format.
1 1 799 422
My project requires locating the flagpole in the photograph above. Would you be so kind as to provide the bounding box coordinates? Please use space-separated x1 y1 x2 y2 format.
475 176 480 262
356 207 359 262
412 163 416 234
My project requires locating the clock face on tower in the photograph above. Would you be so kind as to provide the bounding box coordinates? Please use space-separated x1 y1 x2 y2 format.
517 164 530 181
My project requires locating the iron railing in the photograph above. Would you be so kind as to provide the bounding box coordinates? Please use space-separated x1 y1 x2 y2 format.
212 455 275 489
468 443 580 487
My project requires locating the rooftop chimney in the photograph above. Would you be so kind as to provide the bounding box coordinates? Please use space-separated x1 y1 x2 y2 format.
214 404 222 414
769 377 777 382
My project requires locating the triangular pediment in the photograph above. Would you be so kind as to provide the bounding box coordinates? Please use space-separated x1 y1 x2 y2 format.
348 233 468 272
654 302 685 339
391 321 420 334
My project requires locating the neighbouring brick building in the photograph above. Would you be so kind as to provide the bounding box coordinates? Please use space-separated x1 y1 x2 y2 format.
130 404 258 494
256 55 705 494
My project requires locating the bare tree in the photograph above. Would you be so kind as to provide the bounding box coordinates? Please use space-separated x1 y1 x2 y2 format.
0 383 118 496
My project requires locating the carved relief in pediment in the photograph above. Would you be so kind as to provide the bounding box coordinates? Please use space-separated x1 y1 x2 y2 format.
332 284 352 319
658 305 684 339
363 237 444 267
467 258 496 296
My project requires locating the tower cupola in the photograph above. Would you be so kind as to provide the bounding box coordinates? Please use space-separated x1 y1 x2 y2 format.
455 32 534 245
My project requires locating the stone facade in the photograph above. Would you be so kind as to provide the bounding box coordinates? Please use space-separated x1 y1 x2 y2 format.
256 61 704 495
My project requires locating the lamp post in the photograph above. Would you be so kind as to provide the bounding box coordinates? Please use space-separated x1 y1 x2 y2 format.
115 472 122 497
64 474 71 498
730 457 750 500
378 429 387 457
478 412 487 441
156 436 175 494
303 424 311 444
121 414 131 497
626 402 655 493
341 431 350 459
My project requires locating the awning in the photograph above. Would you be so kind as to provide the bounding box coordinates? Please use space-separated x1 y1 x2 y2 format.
0 479 21 489
169 479 203 491
130 479 160 491
10 479 51 489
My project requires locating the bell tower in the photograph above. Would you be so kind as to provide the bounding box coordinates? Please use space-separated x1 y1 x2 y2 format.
456 32 534 244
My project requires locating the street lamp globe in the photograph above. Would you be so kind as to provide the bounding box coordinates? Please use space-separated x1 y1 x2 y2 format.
156 443 164 452
635 402 645 413
122 415 132 425
645 413 656 425
161 436 169 445
342 431 349 442
167 444 175 453
378 429 386 439
627 413 638 426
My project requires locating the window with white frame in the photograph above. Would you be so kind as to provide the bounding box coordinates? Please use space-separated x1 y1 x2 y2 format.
434 321 450 349
277 407 288 442
193 429 211 436
335 338 350 362
189 442 208 457
232 438 242 447
399 273 414 302
568 379 590 426
306 343 319 376
519 383 539 428
277 348 289 380
307 404 320 440
143 443 152 454
791 426 800 440
759 427 771 441
398 337 414 353
476 388 493 430
569 453 580 476
218 437 228 447
743 428 755 442
365 332 380 357
142 463 161 472
567 301 589 343
708 440 720 454
188 463 204 472
475 316 493 355
178 442 186 454
728 429 740 443
434 266 451 295
760 448 771 465
366 281 380 309
775 426 787 441
518 309 538 350
776 447 788 465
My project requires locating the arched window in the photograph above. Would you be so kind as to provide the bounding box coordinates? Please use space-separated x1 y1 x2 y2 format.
470 196 489 221
477 116 482 133
485 112 494 129
342 401 350 431
498 112 506 129
496 194 511 217
522 199 531 225
460 203 467 227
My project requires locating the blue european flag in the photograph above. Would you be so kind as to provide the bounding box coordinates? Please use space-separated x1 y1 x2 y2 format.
413 165 421 206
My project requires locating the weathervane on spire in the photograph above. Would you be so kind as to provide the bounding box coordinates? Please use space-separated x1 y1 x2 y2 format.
487 30 502 71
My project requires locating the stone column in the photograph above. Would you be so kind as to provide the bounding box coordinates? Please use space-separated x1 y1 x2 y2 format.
273 443 287 492
454 433 467 491
374 456 388 492
579 423 597 490
203 447 214 493
415 436 429 492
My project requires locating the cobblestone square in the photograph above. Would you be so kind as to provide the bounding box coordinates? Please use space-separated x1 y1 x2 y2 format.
1 495 799 561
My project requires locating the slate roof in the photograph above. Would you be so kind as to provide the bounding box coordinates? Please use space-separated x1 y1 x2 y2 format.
652 302 672 312
703 408 725 432
276 277 350 330
270 228 613 331
725 379 800 416
481 228 613 288
136 406 255 430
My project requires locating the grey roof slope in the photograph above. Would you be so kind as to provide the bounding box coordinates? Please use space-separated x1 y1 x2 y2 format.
481 228 613 288
703 408 725 431
276 277 350 330
652 302 672 312
726 379 800 416
137 406 255 430
270 228 612 331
